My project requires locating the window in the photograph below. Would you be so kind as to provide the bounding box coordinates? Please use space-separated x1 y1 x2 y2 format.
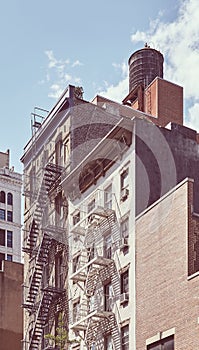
55 139 62 166
104 334 113 350
73 300 80 323
73 254 80 273
0 209 5 220
104 185 112 209
120 169 129 201
88 199 95 213
0 229 5 246
64 139 69 165
0 191 5 203
7 211 13 222
147 336 174 350
104 282 113 311
7 231 13 248
0 253 5 269
104 234 112 259
7 254 12 262
120 217 129 254
7 193 13 205
120 269 129 305
55 253 63 289
121 325 129 350
73 211 80 225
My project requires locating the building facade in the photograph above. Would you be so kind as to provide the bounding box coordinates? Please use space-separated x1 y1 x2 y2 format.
0 149 22 267
21 45 199 350
0 150 23 350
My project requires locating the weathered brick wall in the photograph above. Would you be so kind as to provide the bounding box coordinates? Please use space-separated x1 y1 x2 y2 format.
136 179 199 349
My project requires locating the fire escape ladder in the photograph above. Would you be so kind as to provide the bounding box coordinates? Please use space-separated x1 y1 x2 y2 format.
23 169 49 254
23 234 52 310
28 290 54 350
43 162 64 195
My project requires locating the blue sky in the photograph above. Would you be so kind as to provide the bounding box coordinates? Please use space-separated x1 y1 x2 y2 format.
0 0 198 172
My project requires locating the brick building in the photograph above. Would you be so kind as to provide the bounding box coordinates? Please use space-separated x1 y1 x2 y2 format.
0 150 23 350
21 45 199 350
0 260 23 350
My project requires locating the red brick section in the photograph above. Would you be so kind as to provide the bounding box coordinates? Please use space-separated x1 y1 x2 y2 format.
131 78 183 127
136 179 199 350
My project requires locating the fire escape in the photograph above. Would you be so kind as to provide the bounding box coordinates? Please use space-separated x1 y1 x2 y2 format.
69 189 123 348
22 161 67 350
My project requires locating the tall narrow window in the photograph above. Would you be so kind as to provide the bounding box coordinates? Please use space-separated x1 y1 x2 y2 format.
7 230 13 248
55 139 62 166
0 209 5 220
0 229 5 246
104 282 113 311
121 324 129 350
104 233 112 259
0 191 5 203
104 185 112 209
7 193 13 205
73 299 80 323
73 211 80 225
7 211 13 222
120 217 129 254
120 269 129 305
104 334 113 350
120 169 129 201
55 253 63 289
88 198 95 213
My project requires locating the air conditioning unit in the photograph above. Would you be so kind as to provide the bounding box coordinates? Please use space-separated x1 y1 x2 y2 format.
120 188 129 201
120 292 129 304
88 214 100 226
120 238 129 250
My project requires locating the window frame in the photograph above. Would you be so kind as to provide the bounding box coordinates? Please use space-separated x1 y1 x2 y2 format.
0 191 5 203
147 335 174 350
7 254 12 262
7 192 13 205
0 229 5 246
104 184 112 210
7 210 13 222
0 209 5 221
121 324 129 350
7 230 13 248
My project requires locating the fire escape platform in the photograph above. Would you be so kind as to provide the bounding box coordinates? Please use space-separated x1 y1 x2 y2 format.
71 206 116 235
70 255 112 282
70 309 113 331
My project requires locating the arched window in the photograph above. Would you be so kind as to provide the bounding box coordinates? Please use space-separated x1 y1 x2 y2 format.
0 191 5 203
7 193 13 205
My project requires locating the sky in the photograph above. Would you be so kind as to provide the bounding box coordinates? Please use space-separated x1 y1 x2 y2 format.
0 0 198 173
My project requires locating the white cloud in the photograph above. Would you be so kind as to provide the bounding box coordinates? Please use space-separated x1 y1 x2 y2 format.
72 60 83 67
98 77 128 103
43 50 82 99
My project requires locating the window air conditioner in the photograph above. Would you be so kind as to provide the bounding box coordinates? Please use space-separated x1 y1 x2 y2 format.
121 188 129 201
120 238 129 249
120 292 129 304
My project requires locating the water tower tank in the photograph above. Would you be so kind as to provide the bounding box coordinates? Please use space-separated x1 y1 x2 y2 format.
128 44 164 92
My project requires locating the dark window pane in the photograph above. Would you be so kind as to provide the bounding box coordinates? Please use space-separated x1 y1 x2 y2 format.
0 229 5 246
7 193 13 205
0 209 5 220
0 191 5 203
7 211 13 222
7 231 13 248
7 254 12 261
